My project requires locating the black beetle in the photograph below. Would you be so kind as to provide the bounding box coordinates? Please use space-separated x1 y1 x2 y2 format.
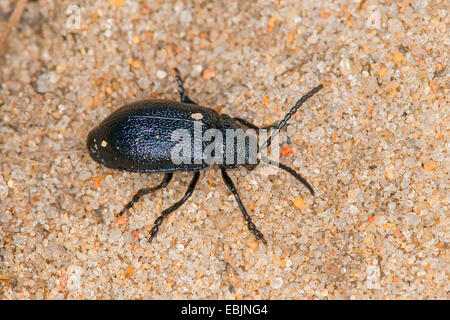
87 69 323 244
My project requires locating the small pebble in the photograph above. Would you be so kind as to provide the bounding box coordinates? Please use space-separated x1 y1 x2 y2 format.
130 60 142 69
293 196 306 210
109 0 125 6
156 70 167 79
116 215 127 225
349 205 359 215
271 277 283 289
387 18 404 34
109 230 122 243
339 58 351 76
202 69 216 80
423 161 438 171
405 213 421 226
125 267 133 277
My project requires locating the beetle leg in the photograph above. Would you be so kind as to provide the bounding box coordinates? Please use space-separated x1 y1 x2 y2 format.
220 167 267 244
173 68 196 104
148 172 200 242
233 117 286 133
117 173 173 217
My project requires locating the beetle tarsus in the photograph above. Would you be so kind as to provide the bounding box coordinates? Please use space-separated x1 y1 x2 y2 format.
248 221 267 244
117 173 173 217
147 172 200 242
220 168 266 243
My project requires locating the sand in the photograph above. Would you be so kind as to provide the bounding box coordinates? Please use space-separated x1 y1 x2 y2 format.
0 0 448 299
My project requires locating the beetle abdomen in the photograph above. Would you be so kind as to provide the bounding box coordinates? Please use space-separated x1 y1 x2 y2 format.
87 100 220 173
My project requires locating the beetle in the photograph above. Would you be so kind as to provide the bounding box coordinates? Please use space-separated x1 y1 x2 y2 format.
87 68 323 244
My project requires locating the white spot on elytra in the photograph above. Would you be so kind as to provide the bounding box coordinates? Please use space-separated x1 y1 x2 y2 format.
101 140 107 147
191 112 203 120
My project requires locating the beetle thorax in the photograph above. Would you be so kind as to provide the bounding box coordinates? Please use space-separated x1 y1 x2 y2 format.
213 114 260 169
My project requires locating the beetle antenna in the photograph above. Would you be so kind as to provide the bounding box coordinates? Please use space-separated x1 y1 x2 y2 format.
260 156 315 195
259 84 323 152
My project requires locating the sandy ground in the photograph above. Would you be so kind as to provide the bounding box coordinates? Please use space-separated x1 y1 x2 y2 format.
0 0 448 299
